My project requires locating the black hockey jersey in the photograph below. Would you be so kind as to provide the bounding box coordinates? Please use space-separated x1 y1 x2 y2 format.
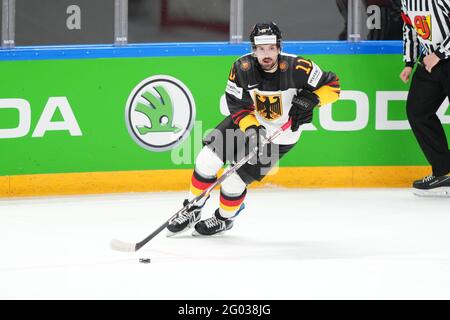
225 53 340 144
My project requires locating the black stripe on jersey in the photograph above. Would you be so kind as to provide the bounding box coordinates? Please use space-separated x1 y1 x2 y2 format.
432 0 447 41
419 0 422 11
422 44 429 56
439 0 450 13
403 25 407 58
407 28 414 58
403 22 415 62
442 39 450 51
442 33 450 47
424 0 429 11
437 1 450 37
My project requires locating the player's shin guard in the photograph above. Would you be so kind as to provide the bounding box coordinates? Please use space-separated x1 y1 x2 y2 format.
219 188 247 219
187 145 224 203
167 146 224 236
189 170 217 201
218 170 247 219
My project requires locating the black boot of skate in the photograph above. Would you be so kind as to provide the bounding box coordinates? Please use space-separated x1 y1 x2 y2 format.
413 174 450 197
193 204 245 236
166 198 208 236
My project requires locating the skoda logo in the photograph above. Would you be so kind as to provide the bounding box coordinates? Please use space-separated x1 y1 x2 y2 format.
125 75 196 152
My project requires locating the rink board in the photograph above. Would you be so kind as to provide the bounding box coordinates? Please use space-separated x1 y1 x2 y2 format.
0 42 448 196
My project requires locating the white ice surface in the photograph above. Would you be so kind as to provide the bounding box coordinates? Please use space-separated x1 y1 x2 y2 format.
0 188 449 300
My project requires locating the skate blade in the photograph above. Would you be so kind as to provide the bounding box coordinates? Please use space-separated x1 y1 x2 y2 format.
413 187 450 197
192 230 223 237
192 229 230 237
166 230 178 237
166 228 189 237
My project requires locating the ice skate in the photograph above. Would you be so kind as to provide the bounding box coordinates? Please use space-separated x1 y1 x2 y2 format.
193 204 245 236
413 174 450 197
166 198 208 236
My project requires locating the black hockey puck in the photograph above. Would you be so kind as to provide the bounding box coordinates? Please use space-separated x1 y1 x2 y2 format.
139 258 151 264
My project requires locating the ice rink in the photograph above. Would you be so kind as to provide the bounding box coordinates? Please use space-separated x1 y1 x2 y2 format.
1 188 449 300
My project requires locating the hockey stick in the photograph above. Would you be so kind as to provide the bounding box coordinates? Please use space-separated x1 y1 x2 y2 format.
110 119 292 252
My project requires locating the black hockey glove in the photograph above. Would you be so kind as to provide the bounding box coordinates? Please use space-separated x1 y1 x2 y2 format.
289 90 320 132
245 125 267 164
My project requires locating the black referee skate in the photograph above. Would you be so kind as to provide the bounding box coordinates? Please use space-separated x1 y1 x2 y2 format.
166 198 208 237
193 204 245 236
413 174 450 197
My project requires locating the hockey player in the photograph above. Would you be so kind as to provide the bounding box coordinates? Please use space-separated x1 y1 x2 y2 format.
399 0 450 196
167 22 341 236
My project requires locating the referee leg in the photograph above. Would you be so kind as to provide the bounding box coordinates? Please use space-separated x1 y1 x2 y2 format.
406 65 449 176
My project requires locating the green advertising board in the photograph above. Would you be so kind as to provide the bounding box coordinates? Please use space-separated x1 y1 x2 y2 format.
0 43 449 186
